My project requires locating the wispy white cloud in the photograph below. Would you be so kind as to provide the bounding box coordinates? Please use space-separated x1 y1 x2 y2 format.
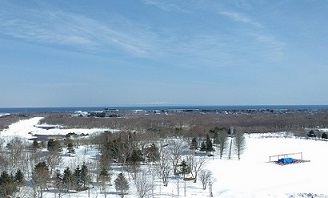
168 34 236 67
0 1 285 69
254 34 286 61
160 29 286 69
143 0 189 12
0 5 156 57
219 11 263 28
183 1 261 28
0 14 94 47
204 3 286 64
23 82 88 89
231 0 253 10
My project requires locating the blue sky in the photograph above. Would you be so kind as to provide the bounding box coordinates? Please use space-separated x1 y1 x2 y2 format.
0 0 327 107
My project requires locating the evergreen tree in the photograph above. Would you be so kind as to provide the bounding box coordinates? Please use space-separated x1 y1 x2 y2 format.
81 162 90 189
15 169 24 185
307 130 316 137
32 139 40 150
0 171 17 197
147 143 160 162
63 167 75 191
47 139 62 152
128 149 142 164
200 141 207 151
228 127 235 135
99 167 110 182
32 162 49 197
54 170 64 195
67 142 75 154
114 173 129 197
74 166 82 189
0 171 10 182
179 160 190 179
190 137 198 150
206 134 214 152
99 167 111 192
100 168 109 177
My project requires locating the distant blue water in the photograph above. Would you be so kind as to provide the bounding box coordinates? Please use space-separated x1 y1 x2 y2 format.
1 105 328 113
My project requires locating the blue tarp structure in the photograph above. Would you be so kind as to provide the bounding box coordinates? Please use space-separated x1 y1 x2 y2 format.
278 157 294 164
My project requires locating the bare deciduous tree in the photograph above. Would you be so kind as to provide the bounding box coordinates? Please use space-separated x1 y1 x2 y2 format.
0 154 9 173
233 130 246 160
217 131 228 159
187 155 207 183
157 146 171 187
7 137 25 171
46 151 62 175
208 174 215 197
199 169 212 190
27 148 42 179
169 140 186 175
134 171 154 198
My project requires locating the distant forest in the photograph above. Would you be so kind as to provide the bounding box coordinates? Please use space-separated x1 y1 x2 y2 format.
35 110 328 137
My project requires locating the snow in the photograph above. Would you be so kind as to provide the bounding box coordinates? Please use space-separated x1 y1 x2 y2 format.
0 117 44 140
1 117 328 197
208 136 328 197
0 117 115 143
0 113 10 117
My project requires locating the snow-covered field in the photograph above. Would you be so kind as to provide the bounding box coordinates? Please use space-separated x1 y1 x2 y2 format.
1 117 328 197
0 117 113 143
210 136 328 197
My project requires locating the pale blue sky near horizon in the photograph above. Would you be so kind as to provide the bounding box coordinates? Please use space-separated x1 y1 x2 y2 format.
0 0 327 107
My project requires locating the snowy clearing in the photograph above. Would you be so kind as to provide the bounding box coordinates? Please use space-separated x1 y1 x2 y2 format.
0 117 114 143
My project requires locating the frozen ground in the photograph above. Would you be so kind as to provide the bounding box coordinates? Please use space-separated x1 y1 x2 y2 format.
1 117 328 197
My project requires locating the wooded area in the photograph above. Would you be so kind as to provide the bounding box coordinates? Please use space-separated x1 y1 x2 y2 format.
39 109 328 136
